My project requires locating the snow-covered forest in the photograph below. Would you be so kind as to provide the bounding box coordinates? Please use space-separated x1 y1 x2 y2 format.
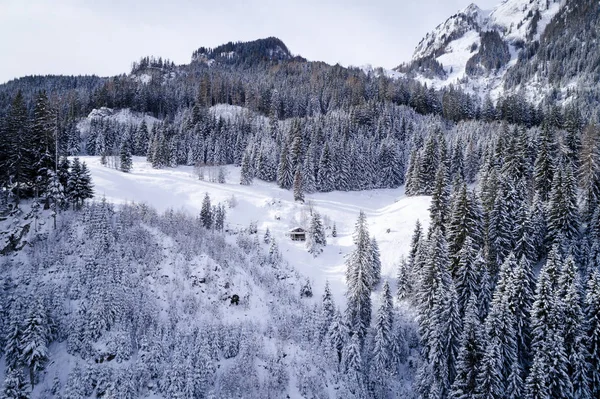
2 0 600 397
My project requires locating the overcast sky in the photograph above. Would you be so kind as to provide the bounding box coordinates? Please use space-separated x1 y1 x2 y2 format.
0 0 499 84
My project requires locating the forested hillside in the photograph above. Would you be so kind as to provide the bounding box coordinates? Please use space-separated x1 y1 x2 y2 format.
1 0 600 396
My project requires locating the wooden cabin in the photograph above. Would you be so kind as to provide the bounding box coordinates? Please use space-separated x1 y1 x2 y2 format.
289 227 306 241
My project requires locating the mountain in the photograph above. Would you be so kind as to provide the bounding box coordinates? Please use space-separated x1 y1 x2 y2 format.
397 0 565 101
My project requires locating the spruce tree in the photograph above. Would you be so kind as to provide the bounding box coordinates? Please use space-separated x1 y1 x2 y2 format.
585 270 600 397
307 211 326 257
30 91 56 199
302 151 316 194
293 166 304 202
547 166 580 245
21 300 49 389
429 165 450 234
579 123 600 223
319 281 335 344
120 139 133 173
559 256 591 399
277 143 293 189
372 281 394 384
317 143 335 192
345 211 373 343
200 193 213 229
240 151 253 185
533 125 555 202
371 237 382 287
450 294 483 399
1 368 29 399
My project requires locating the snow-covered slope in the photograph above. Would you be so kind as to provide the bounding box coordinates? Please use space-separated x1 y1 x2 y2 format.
77 107 159 137
399 0 565 100
85 156 431 303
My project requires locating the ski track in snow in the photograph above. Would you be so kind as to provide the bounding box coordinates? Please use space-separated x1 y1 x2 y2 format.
84 156 431 305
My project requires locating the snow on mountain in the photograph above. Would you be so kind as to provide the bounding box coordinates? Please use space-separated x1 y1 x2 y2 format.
76 107 159 140
85 156 431 304
401 0 565 100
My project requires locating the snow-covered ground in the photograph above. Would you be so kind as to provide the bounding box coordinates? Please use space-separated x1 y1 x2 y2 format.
84 156 431 303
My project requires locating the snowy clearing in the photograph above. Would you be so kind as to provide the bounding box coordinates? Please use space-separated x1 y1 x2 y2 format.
84 156 431 303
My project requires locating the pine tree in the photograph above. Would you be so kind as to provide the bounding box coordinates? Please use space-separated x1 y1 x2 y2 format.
328 309 347 366
120 139 133 173
429 165 450 234
417 226 456 397
579 123 600 223
3 91 30 203
547 166 580 245
454 237 480 316
585 270 600 398
67 158 94 210
263 227 271 244
527 250 573 398
450 294 483 399
29 91 56 199
317 143 335 192
372 281 394 379
214 204 226 231
342 332 365 395
200 193 213 229
332 222 337 238
307 211 326 257
448 183 482 270
240 151 253 185
302 149 316 193
1 368 29 399
21 300 49 389
533 125 555 202
371 237 381 287
559 256 591 399
345 211 373 343
46 170 65 229
319 281 335 344
293 166 304 202
277 143 293 189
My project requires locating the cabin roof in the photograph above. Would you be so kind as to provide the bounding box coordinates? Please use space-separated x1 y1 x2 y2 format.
289 227 305 233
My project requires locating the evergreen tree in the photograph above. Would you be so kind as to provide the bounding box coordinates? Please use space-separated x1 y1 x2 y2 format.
319 281 335 344
448 183 482 270
345 211 373 343
559 256 591 399
200 193 213 229
3 91 30 203
371 237 381 287
263 227 271 244
450 294 483 399
579 123 600 223
29 91 56 199
1 368 29 399
317 143 335 192
302 151 317 194
307 211 326 257
293 166 304 202
277 143 293 189
454 237 480 316
21 300 49 389
547 166 580 245
328 309 347 366
371 281 394 392
67 158 94 209
585 270 600 397
240 151 253 185
533 126 555 202
120 139 133 173
429 165 450 234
